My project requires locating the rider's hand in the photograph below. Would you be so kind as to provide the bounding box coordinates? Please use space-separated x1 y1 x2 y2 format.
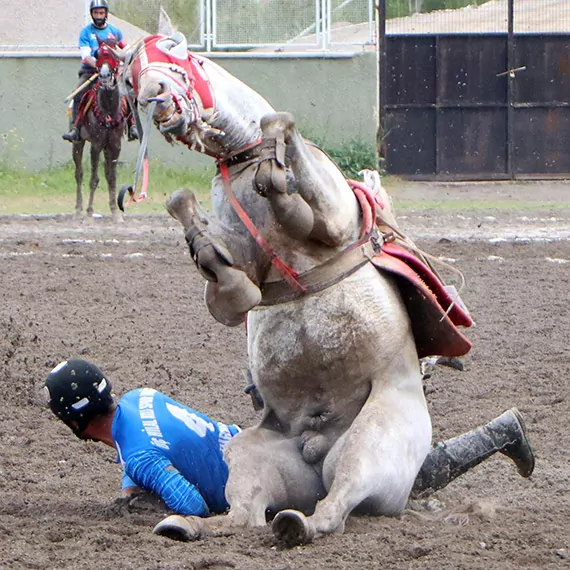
83 55 97 69
108 490 168 516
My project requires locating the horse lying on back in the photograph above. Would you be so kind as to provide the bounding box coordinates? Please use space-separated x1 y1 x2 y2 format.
118 32 474 545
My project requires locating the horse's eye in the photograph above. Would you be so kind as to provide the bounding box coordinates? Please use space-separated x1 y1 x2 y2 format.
125 78 133 88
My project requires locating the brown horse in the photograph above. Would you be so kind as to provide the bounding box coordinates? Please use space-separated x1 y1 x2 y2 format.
71 42 131 222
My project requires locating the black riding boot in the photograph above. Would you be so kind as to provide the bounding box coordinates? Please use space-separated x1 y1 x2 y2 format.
63 98 82 142
127 118 139 141
411 408 535 499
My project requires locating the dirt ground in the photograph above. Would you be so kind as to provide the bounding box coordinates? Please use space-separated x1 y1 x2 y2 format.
0 180 569 570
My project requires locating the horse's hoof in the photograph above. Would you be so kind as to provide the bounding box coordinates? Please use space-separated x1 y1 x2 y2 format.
272 509 315 547
152 515 202 542
165 189 196 223
160 115 187 137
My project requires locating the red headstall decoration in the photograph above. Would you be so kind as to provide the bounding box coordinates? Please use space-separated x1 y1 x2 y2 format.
130 35 215 113
96 40 120 73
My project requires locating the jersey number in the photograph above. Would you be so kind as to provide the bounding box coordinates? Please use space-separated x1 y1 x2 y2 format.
166 403 215 437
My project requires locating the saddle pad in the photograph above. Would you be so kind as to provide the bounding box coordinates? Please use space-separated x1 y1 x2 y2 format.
372 242 473 358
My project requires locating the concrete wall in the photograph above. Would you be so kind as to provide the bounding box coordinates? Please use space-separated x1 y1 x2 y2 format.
0 52 377 171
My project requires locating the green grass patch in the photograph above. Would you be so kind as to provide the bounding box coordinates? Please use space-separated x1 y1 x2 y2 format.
0 162 214 215
2 164 569 216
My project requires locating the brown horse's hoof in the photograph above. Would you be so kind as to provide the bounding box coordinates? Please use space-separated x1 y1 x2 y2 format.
272 509 315 547
153 515 203 542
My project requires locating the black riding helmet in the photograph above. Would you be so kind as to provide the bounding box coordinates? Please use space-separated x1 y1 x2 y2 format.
90 0 109 28
44 359 114 437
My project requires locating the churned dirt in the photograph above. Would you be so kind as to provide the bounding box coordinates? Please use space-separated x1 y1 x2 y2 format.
0 180 569 570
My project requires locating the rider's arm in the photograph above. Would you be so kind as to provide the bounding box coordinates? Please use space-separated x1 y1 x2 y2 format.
120 472 143 498
78 28 97 68
114 26 125 46
82 53 97 69
123 450 210 516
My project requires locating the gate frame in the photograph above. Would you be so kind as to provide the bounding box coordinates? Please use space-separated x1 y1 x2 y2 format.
378 0 570 181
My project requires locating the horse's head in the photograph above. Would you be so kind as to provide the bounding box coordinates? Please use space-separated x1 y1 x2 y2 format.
96 40 121 91
122 33 221 152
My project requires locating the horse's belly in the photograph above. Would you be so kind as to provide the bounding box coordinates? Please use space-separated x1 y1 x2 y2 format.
247 264 418 430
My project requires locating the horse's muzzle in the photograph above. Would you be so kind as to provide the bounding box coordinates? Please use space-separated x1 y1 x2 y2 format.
159 114 188 137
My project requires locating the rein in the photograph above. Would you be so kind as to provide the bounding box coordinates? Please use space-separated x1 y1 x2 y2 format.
216 158 388 303
117 100 156 210
218 161 307 293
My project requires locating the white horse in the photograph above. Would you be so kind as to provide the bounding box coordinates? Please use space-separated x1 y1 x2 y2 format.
119 32 474 546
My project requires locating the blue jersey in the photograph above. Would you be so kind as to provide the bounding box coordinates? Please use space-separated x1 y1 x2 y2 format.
78 23 124 58
112 388 240 516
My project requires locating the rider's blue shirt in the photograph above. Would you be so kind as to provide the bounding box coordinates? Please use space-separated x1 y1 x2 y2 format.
112 388 240 516
78 23 124 58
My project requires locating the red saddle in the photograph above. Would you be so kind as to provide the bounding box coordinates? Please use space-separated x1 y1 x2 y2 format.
372 242 473 358
348 178 473 359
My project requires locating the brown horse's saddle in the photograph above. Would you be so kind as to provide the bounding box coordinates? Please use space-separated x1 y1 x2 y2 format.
75 87 130 130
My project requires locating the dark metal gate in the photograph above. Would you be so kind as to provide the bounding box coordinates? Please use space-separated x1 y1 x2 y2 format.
378 0 570 179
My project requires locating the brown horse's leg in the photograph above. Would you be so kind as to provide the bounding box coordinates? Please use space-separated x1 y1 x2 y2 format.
73 141 86 216
104 138 123 222
88 144 101 217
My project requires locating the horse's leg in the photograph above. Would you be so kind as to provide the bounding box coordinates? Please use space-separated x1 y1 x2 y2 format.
254 112 360 247
153 423 326 542
104 136 123 223
166 189 262 326
272 345 431 546
88 143 101 218
73 141 86 216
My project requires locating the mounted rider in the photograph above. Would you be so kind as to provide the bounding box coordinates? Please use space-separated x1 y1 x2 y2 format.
63 0 138 142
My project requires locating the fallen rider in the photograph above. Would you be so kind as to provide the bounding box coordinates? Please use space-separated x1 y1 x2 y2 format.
45 358 240 516
44 358 535 523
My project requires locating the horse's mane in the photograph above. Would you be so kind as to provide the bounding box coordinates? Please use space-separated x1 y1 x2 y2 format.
197 57 275 150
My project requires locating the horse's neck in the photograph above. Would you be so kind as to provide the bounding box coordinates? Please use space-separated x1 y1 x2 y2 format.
201 59 275 152
97 85 121 116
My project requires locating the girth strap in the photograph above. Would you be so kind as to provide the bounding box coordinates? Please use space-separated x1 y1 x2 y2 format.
218 142 261 168
259 234 383 306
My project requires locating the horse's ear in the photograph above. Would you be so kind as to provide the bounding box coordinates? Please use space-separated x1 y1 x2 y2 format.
108 45 127 61
158 6 175 35
169 32 188 59
109 36 142 63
